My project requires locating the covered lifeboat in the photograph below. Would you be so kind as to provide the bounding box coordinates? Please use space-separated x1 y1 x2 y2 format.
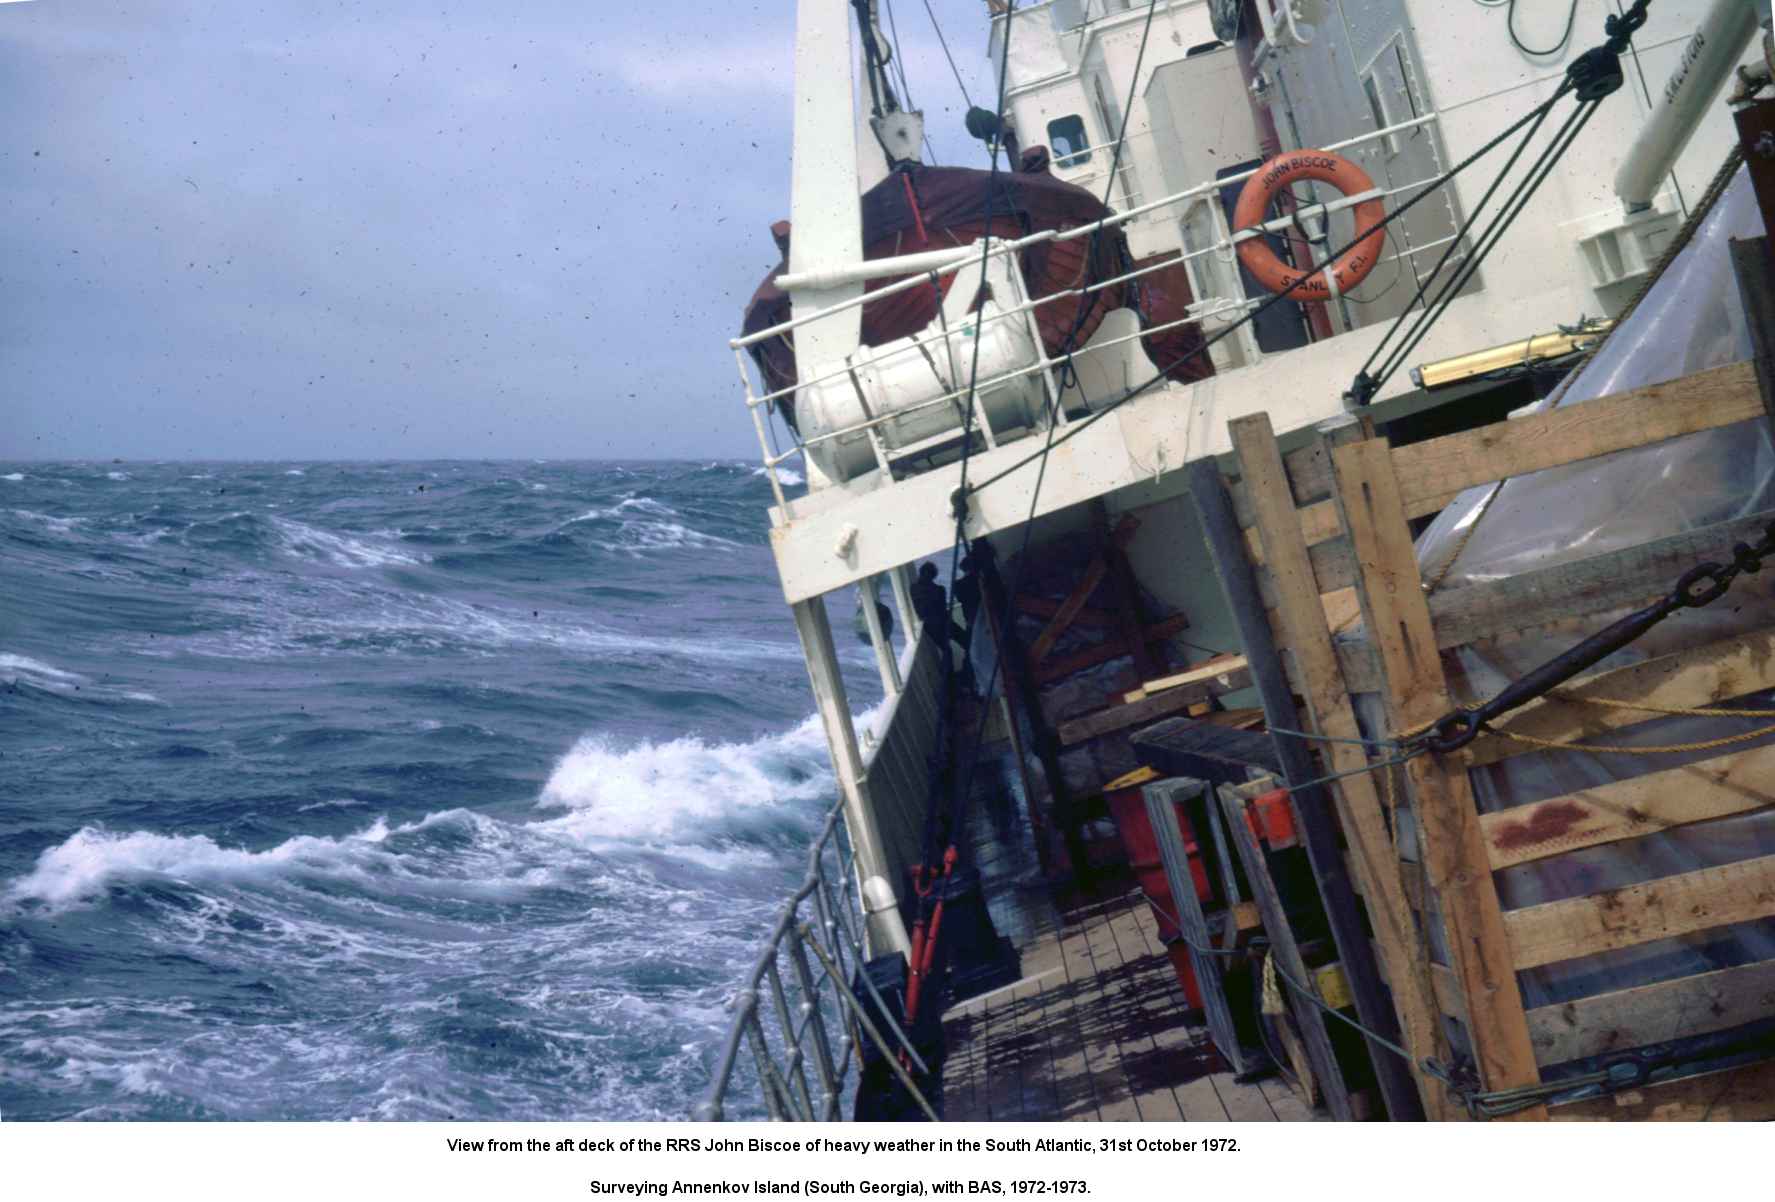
741 151 1212 432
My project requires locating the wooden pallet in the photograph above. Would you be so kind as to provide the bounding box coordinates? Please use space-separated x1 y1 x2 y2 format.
1211 353 1775 1121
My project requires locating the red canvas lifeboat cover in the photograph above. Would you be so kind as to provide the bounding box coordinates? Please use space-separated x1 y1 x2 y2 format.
741 160 1210 428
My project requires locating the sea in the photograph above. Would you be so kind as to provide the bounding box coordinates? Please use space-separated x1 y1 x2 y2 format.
0 459 884 1121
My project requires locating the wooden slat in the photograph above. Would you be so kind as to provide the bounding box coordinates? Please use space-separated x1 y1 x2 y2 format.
1479 743 1775 870
1291 361 1762 552
1425 509 1775 649
1055 666 1253 746
1231 412 1453 1119
1216 783 1354 1121
1331 436 1547 1116
1463 630 1775 768
1192 456 1425 1122
1370 938 1466 1022
1016 595 1116 627
1029 558 1110 664
1548 1057 1775 1121
1032 614 1191 684
1525 958 1775 1066
1249 531 1359 603
1503 853 1775 970
1227 438 1338 530
1124 654 1248 702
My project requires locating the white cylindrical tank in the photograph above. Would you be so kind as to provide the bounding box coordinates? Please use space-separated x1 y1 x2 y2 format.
795 299 1046 483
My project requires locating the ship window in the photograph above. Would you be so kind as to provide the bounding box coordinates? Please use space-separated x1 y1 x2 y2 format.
1047 115 1091 167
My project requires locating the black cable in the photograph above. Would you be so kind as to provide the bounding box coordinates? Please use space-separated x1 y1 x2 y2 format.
1369 97 1602 392
913 0 1018 880
1351 79 1570 390
921 0 976 112
960 82 1569 501
882 0 942 165
1507 0 1580 57
938 3 1162 857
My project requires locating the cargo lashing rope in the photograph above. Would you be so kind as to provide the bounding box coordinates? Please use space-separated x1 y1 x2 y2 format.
1255 928 1667 1119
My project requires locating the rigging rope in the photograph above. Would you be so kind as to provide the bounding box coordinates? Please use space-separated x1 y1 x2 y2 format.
1355 93 1603 401
936 1 1163 863
960 85 1572 499
964 0 1655 502
921 0 976 113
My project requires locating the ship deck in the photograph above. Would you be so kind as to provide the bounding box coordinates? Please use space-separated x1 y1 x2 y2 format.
938 779 1314 1122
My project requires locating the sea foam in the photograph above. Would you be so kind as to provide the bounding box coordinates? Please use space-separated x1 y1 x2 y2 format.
536 713 833 843
270 516 422 568
5 819 395 909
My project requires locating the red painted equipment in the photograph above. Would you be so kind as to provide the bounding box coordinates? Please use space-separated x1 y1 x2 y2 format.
1243 787 1299 850
1103 767 1210 1009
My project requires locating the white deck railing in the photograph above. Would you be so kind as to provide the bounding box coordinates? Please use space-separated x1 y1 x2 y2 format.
734 112 1450 508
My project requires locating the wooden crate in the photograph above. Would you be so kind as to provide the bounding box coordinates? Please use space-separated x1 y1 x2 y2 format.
1213 358 1775 1121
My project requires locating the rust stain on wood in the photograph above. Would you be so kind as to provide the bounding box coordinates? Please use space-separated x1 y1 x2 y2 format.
1490 800 1589 854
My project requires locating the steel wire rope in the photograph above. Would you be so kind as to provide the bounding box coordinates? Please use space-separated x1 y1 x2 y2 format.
1347 76 1574 400
958 85 1571 502
935 2 1163 866
883 0 944 164
910 0 1021 891
1363 95 1603 395
921 0 977 113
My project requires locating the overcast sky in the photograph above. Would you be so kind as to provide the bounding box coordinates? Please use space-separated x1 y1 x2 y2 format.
1 1 997 460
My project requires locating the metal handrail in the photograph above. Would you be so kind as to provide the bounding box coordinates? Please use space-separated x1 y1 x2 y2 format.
695 797 932 1121
735 110 1450 504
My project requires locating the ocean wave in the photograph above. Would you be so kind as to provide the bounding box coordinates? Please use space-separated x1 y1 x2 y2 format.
4 818 397 909
0 651 86 686
9 508 84 534
558 494 741 554
269 516 422 568
3 472 24 482
752 465 804 487
0 650 163 703
535 708 877 849
106 471 130 481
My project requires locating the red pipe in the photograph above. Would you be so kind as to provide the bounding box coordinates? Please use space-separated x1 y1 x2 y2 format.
901 846 957 1026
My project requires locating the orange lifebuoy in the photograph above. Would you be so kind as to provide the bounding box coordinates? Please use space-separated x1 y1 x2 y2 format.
1233 149 1386 301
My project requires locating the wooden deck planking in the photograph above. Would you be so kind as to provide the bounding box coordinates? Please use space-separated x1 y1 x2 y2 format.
943 881 1304 1121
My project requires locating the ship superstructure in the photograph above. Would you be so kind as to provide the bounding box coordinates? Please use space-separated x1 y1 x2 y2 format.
702 0 1775 1123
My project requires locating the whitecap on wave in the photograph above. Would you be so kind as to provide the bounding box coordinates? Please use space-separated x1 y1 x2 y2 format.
535 705 879 853
0 651 86 687
270 516 423 568
0 651 160 702
9 508 83 534
4 817 397 909
2 472 24 482
559 494 740 554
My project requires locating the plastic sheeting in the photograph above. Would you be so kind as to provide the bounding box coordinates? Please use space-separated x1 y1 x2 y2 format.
1380 168 1775 1015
